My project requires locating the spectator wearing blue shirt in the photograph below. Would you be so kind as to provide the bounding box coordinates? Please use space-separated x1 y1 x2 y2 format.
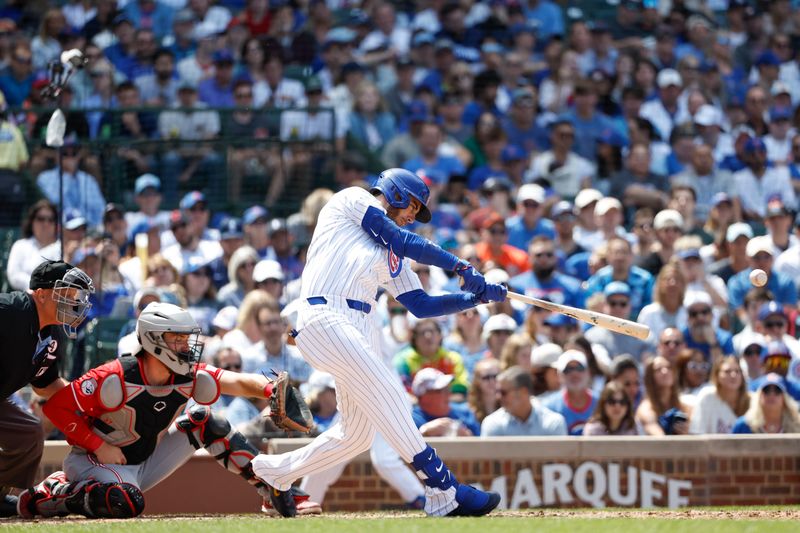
746 342 800 403
0 43 34 107
165 9 197 63
732 373 800 434
586 282 654 363
467 129 509 190
562 79 618 160
585 236 655 317
509 235 584 309
501 88 549 157
728 236 798 322
104 16 138 80
461 69 503 127
789 136 800 182
543 350 598 435
682 291 734 360
198 50 236 108
410 368 481 437
525 0 565 42
506 184 556 250
123 0 175 41
403 121 466 186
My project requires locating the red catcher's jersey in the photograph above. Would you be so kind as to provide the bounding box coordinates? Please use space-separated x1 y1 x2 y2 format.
45 354 223 465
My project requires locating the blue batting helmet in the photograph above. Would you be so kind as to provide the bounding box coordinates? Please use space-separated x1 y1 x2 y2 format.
370 169 432 223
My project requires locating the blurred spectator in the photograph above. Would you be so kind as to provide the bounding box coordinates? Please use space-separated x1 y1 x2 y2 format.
217 245 258 307
763 199 797 255
394 319 469 397
583 381 640 436
564 335 610 397
189 0 231 39
708 222 753 283
675 348 712 401
253 53 306 109
303 371 338 433
468 358 501 424
609 354 642 410
640 68 683 141
563 79 617 161
675 236 729 311
123 0 175 41
347 80 395 153
501 87 547 158
0 42 33 107
586 281 652 363
636 356 692 436
118 287 162 356
542 313 578 348
682 291 733 360
198 49 236 107
734 137 797 219
6 200 59 291
543 350 599 435
252 258 285 304
241 294 311 382
158 80 224 201
505 184 555 251
104 15 137 78
754 302 800 359
499 334 534 373
530 343 562 399
732 373 800 434
672 143 738 223
572 189 603 250
411 368 480 437
526 118 595 200
728 236 797 322
444 308 486 378
125 174 171 239
656 327 687 365
161 210 222 275
402 120 465 187
180 258 218 335
475 212 529 277
510 235 583 308
611 143 669 222
482 313 517 361
586 236 655 317
690 357 750 434
481 366 567 437
638 209 683 275
223 288 273 355
32 9 66 71
36 137 106 227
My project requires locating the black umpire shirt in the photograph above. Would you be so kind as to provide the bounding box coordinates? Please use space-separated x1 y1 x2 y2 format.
0 291 61 400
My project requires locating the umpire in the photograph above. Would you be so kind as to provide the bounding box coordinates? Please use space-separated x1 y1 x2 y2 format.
0 260 94 516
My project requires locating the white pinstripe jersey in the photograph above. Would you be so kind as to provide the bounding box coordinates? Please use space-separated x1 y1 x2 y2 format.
300 187 423 305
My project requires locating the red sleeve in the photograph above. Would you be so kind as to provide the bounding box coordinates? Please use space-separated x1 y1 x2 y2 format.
42 360 124 453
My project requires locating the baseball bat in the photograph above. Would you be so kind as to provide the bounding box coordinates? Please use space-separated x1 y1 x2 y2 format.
506 291 651 340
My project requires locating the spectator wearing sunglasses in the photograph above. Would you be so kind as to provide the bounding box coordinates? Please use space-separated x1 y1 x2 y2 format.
732 373 800 434
748 341 800 402
675 348 712 401
208 347 244 412
583 381 640 436
468 358 501 424
542 350 598 435
656 327 686 365
682 291 734 360
586 282 653 363
475 212 529 277
754 302 800 358
509 236 584 309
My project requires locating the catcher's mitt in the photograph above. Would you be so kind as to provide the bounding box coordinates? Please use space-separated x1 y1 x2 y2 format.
269 371 314 433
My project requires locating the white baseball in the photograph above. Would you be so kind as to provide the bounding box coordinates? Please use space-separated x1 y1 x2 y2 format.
750 269 768 287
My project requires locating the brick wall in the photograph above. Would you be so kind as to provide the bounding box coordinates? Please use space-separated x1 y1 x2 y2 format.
38 435 800 514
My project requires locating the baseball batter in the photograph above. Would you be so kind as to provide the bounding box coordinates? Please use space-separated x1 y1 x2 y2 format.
252 169 507 516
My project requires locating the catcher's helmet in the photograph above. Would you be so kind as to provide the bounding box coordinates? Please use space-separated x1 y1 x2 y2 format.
137 302 204 375
370 168 432 223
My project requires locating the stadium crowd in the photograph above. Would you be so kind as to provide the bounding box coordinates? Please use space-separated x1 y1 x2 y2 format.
3 0 800 444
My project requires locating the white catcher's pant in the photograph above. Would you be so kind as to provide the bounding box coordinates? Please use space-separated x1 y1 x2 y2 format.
252 304 457 515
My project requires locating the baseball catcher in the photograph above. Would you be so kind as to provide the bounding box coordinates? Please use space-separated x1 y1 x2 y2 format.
17 302 315 519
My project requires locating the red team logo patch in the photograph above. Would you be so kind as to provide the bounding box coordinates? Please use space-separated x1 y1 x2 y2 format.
388 246 402 278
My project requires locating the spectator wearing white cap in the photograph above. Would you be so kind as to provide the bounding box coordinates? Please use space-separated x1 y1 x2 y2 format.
764 106 795 164
637 209 684 276
505 184 556 251
124 173 171 240
763 199 799 256
542 350 598 435
586 281 653 362
410 368 481 437
252 259 286 304
693 105 734 163
525 118 595 199
674 235 729 311
708 222 753 283
682 291 733 360
572 189 604 250
482 313 518 361
639 68 684 141
530 343 562 400
727 235 797 321
671 143 738 223
481 366 567 437
594 197 635 246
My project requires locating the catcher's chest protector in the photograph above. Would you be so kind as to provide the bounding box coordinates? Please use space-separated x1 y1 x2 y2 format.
91 356 201 464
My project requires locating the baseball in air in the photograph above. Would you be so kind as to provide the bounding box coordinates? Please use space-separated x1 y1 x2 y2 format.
750 269 768 287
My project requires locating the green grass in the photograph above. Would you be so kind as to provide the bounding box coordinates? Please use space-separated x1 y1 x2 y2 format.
2 509 799 533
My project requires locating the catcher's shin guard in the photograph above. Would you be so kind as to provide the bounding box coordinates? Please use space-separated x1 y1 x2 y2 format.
18 471 144 519
176 405 296 516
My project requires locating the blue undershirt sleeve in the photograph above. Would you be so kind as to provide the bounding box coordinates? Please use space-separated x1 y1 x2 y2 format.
361 206 464 271
397 289 477 319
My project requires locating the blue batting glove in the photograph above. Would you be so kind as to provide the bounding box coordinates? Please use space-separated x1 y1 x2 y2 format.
455 261 486 295
479 283 508 303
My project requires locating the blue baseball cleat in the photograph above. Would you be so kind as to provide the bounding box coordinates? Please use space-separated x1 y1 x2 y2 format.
446 484 502 517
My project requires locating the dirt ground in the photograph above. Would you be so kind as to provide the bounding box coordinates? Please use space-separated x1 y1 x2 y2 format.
4 508 800 524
